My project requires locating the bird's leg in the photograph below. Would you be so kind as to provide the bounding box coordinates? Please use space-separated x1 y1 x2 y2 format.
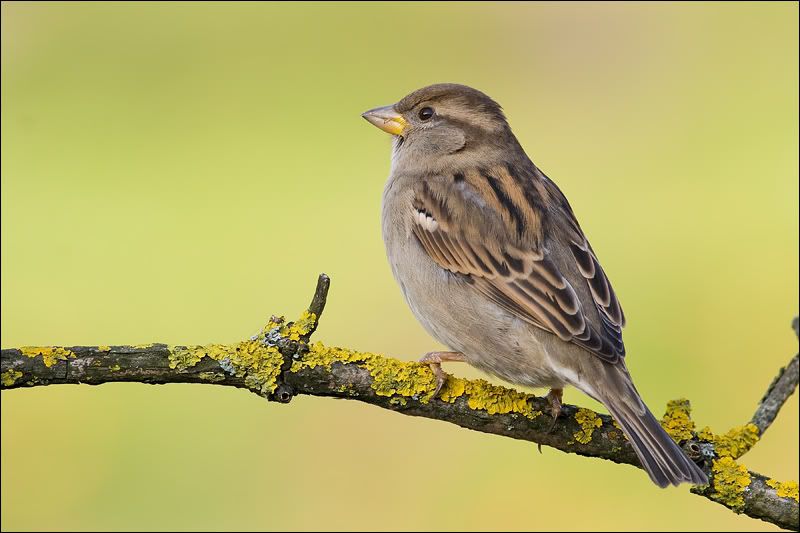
536 388 565 453
419 351 467 397
546 387 563 432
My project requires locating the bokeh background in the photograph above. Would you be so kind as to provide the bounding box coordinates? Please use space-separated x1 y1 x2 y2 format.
2 2 798 531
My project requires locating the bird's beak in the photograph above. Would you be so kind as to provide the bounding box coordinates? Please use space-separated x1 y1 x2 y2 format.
361 105 408 136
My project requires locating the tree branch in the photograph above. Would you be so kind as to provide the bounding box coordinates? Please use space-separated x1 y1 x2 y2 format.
1 277 797 530
750 318 800 435
752 353 799 436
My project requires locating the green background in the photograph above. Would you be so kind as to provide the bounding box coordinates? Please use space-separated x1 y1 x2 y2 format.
2 2 797 531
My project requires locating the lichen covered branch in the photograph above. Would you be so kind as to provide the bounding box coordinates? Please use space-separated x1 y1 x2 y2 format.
751 352 799 435
1 278 797 531
750 318 799 435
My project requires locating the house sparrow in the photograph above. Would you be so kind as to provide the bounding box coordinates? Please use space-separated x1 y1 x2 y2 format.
362 83 707 487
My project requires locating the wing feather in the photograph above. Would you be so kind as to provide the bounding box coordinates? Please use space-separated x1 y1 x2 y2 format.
410 167 626 363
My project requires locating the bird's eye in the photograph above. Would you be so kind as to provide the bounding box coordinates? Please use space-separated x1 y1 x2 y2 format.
418 107 434 121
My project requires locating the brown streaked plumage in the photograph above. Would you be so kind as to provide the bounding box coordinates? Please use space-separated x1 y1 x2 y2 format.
362 83 707 488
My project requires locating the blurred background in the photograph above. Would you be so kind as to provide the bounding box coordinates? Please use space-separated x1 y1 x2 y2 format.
1 2 797 531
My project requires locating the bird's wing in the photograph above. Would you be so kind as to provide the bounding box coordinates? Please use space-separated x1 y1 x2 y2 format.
411 165 625 363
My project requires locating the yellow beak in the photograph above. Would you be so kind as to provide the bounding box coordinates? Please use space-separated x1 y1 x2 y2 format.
361 105 408 136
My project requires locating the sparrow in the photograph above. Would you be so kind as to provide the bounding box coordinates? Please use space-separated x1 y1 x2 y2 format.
362 83 707 488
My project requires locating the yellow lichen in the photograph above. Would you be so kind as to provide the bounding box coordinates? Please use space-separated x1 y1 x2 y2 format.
169 345 211 371
441 375 540 418
291 343 364 372
389 397 408 406
97 345 111 352
295 342 539 416
109 364 121 372
1 370 23 387
279 311 316 341
462 379 535 417
366 356 438 401
660 398 696 442
574 408 603 444
293 342 436 401
766 479 799 502
439 376 467 402
709 456 751 511
170 340 282 396
20 346 76 367
699 424 760 459
198 371 226 383
233 339 282 395
165 313 298 397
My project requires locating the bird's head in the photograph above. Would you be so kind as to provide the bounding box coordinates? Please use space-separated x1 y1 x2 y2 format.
362 83 516 168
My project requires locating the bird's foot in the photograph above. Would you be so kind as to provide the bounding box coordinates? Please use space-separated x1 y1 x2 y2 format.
419 351 467 397
537 388 564 453
546 388 563 433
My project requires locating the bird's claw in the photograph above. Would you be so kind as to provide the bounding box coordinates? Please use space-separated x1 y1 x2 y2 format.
546 388 563 433
431 364 447 397
419 351 465 398
419 353 448 398
537 389 563 452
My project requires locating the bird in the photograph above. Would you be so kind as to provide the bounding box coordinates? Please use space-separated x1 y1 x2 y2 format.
361 83 708 488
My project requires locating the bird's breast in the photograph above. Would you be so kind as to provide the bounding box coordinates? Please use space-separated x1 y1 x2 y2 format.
380 174 566 389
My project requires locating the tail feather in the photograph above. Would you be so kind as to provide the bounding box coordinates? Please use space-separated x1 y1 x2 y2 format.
592 367 708 487
604 398 707 487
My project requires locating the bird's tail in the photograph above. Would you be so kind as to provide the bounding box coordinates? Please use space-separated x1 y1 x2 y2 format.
593 366 708 488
